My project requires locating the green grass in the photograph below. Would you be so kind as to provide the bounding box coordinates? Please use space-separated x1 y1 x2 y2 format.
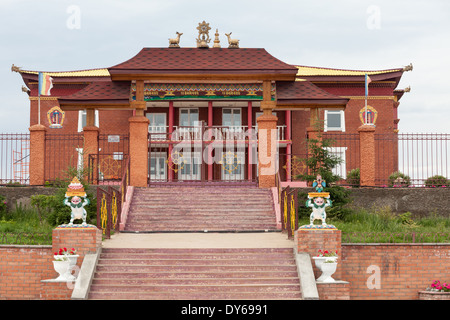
0 206 53 245
299 206 450 243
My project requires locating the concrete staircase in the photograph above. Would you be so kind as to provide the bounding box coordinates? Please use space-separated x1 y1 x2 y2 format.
124 186 278 232
88 247 301 300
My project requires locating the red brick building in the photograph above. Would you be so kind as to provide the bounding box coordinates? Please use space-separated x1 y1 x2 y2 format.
14 28 411 187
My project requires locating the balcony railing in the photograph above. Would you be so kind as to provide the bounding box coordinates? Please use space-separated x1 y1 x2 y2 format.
148 125 287 141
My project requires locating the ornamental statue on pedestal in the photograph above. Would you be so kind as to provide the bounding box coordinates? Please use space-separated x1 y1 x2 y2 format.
63 177 90 226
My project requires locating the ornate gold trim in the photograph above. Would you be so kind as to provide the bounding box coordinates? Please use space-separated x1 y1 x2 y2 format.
29 97 59 100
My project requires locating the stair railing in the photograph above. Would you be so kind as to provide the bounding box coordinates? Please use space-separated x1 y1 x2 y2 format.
280 186 298 239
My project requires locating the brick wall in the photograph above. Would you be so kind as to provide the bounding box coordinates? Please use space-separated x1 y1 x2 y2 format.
0 225 102 300
0 245 53 299
341 244 450 300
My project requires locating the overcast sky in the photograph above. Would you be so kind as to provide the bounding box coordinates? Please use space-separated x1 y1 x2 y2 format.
0 0 449 133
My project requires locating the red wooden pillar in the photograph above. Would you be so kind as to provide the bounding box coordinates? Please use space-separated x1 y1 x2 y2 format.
286 110 291 182
168 101 174 181
248 101 253 181
207 101 213 181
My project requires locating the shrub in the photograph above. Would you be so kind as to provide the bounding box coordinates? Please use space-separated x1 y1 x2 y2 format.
347 168 360 187
388 171 411 187
424 175 449 187
0 195 7 215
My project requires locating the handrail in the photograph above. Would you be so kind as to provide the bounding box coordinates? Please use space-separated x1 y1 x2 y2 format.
95 157 128 238
280 186 298 239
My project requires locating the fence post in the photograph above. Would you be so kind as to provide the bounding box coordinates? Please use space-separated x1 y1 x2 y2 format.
257 113 278 188
129 115 149 187
83 126 99 183
358 124 376 186
29 124 46 185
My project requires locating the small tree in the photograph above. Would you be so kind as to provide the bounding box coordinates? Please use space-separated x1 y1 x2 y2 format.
295 130 352 220
295 135 343 185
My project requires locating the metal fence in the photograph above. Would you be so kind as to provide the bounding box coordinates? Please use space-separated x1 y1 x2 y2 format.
44 133 84 183
0 133 30 185
282 132 449 187
1 131 448 187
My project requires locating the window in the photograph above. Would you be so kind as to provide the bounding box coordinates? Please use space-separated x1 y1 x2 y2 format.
222 108 241 127
178 108 201 140
324 110 345 132
179 108 199 127
326 147 347 179
78 110 99 132
146 113 167 138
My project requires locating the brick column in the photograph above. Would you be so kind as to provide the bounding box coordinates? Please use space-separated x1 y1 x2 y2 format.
129 116 149 187
52 225 102 268
358 124 376 186
82 126 99 183
29 124 47 185
257 113 278 188
295 228 342 281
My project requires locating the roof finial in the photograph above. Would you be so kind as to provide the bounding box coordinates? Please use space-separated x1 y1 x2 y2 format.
168 31 183 48
213 29 221 48
403 63 413 72
11 64 22 73
404 86 411 92
225 32 239 49
196 21 211 48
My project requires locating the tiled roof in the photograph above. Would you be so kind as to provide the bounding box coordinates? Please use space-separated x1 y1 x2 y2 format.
58 81 130 105
295 65 403 77
276 80 349 106
19 68 110 77
109 48 298 75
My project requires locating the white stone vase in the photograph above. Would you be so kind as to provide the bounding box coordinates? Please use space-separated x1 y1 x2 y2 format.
318 261 337 283
52 260 72 281
312 256 338 282
53 255 79 281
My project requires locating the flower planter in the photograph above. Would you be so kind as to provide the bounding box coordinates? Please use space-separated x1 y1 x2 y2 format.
318 262 337 283
53 254 79 281
312 256 338 283
52 260 73 281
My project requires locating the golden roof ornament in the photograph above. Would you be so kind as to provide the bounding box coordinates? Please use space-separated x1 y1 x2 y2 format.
403 63 413 72
168 32 183 48
213 29 221 48
196 21 211 48
225 32 240 49
11 64 22 73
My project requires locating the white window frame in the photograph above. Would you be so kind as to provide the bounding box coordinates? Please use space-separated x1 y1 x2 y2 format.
326 147 347 179
324 110 345 132
78 110 99 132
179 108 200 127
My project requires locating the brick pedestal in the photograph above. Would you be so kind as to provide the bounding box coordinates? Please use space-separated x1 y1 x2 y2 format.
51 224 102 265
295 227 349 299
295 227 342 280
41 224 102 299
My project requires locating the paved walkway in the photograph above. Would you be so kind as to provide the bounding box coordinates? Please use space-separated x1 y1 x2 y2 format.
102 231 294 249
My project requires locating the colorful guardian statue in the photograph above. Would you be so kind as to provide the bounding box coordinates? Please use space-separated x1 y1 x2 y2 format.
306 175 332 226
64 177 90 226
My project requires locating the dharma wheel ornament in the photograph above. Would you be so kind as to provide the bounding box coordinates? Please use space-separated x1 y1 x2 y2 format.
196 21 211 48
64 177 90 226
